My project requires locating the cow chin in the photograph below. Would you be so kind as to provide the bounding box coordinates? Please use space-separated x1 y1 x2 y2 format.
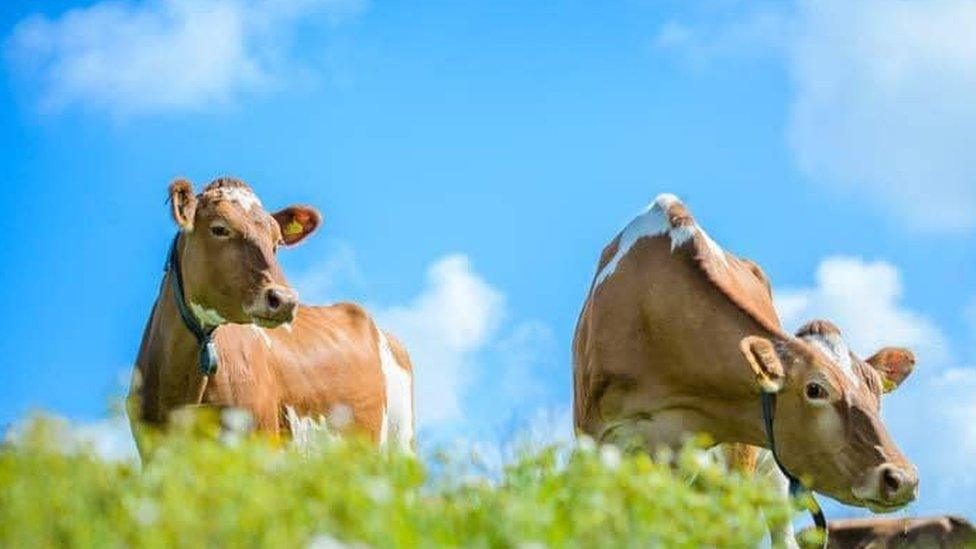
251 315 287 329
859 500 909 514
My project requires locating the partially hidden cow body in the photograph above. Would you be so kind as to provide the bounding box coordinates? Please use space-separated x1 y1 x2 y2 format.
802 516 976 548
128 178 414 457
574 194 919 538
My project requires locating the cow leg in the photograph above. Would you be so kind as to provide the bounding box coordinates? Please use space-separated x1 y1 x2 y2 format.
756 449 800 549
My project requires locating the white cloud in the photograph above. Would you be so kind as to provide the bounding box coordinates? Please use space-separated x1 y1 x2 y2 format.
788 0 976 233
4 0 366 117
655 0 976 233
376 255 505 426
776 256 948 363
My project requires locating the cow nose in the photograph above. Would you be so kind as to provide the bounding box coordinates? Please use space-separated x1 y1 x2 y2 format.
879 463 918 504
853 462 918 509
266 288 285 311
262 286 298 321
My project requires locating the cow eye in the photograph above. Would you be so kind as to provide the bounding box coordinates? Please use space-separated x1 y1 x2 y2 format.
210 224 231 238
805 382 829 401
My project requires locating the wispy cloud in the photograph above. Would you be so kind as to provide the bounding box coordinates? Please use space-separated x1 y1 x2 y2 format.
788 0 976 233
655 0 976 233
654 7 789 69
288 240 364 304
4 0 367 118
776 256 948 365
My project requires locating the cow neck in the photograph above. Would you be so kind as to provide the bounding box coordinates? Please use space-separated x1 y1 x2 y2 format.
688 326 789 448
761 390 828 544
136 248 213 414
691 327 828 545
162 233 220 376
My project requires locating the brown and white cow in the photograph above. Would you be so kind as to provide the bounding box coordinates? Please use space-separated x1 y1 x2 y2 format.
574 194 918 515
728 320 916 547
800 516 976 548
128 177 414 457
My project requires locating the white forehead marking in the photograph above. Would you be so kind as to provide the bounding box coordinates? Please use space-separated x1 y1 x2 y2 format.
216 187 262 212
249 324 272 349
804 332 859 387
593 193 727 289
189 302 226 328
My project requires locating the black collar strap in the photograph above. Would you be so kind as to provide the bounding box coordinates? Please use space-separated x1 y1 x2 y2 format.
167 234 219 376
761 391 828 546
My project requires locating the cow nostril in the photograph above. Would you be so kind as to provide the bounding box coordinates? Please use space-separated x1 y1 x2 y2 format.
266 289 282 311
882 467 902 496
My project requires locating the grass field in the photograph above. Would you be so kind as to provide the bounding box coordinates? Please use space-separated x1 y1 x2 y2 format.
0 416 796 548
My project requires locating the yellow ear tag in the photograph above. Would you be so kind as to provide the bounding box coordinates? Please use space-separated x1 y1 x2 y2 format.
284 220 304 236
882 377 897 393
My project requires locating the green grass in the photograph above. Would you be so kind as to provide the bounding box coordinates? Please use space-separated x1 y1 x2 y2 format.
1 416 792 548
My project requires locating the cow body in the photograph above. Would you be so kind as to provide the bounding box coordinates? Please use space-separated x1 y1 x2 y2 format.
574 196 780 450
128 178 414 457
574 193 918 529
801 516 976 548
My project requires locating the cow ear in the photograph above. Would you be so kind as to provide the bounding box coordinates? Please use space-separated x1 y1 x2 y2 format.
169 179 197 231
866 347 915 392
273 206 322 246
740 336 785 393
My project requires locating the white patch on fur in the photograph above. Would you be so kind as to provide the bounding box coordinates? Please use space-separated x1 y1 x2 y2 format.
189 302 226 328
217 187 262 211
755 450 801 549
805 332 859 387
376 329 413 452
698 227 727 265
668 224 696 250
593 195 674 288
249 325 272 348
593 193 727 289
284 406 337 450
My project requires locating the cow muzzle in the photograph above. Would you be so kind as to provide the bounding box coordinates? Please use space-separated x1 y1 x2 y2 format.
852 462 919 512
245 285 299 327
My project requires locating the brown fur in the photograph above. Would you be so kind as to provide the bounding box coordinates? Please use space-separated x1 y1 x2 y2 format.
801 516 976 548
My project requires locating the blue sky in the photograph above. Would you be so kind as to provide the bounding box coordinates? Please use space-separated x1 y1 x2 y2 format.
1 0 975 519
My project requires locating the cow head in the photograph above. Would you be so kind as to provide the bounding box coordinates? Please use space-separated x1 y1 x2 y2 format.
740 320 918 512
168 177 320 328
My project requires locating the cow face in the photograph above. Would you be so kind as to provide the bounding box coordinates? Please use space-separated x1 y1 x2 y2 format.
740 320 918 512
168 178 320 328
